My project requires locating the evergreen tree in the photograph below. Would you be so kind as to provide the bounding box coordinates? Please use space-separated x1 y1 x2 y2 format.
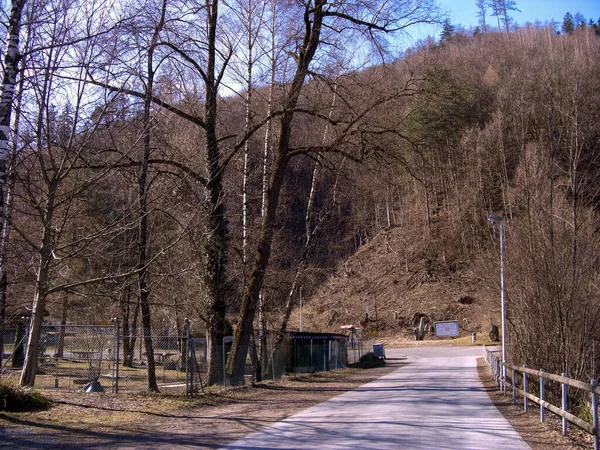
475 0 488 33
562 12 575 35
499 0 520 33
573 12 585 29
489 0 502 31
440 18 455 43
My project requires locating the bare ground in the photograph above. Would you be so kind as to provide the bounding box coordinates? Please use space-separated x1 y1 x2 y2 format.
0 363 397 449
0 353 594 449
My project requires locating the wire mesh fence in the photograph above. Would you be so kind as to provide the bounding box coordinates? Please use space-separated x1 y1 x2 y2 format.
1 323 192 394
347 335 377 365
1 324 359 394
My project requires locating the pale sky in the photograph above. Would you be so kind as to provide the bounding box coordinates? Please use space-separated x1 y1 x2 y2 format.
401 0 598 47
436 0 598 29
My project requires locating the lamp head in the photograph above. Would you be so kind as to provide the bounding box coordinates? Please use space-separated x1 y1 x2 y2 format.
488 215 503 222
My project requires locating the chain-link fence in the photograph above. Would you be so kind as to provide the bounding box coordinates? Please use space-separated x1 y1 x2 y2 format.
347 335 377 365
0 323 194 394
1 324 357 393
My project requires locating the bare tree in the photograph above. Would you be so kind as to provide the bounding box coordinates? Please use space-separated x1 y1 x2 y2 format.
226 0 441 383
130 0 170 393
0 0 26 371
17 0 125 386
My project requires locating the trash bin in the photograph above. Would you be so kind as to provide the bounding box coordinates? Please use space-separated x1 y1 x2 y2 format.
373 343 386 359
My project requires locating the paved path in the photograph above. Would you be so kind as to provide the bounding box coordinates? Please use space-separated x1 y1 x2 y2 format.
223 346 530 450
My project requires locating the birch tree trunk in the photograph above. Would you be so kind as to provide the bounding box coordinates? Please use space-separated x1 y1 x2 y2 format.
0 0 26 373
257 0 277 382
226 0 326 384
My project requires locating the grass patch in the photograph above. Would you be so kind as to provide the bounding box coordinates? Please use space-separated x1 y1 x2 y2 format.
0 381 53 412
449 336 498 347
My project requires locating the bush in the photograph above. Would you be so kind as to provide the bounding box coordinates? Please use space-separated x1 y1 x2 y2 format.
0 381 52 412
358 352 385 368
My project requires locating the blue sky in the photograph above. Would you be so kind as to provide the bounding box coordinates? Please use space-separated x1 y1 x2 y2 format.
402 0 598 46
436 0 598 29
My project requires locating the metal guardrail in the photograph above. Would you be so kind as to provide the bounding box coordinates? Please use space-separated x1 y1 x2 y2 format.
483 346 599 450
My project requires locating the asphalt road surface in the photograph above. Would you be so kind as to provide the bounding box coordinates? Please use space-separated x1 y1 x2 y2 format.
223 346 531 450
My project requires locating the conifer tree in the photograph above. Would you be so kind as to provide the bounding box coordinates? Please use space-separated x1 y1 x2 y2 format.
475 0 488 34
440 19 455 43
562 12 575 35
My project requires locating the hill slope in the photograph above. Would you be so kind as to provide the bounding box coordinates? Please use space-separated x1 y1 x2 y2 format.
300 224 501 340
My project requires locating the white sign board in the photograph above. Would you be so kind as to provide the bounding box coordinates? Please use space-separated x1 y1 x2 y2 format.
435 321 459 337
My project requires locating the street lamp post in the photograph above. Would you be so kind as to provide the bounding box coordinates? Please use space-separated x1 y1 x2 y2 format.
489 215 507 394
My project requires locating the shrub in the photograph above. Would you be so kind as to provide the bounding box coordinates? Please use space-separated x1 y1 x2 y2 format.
358 352 384 368
0 381 52 412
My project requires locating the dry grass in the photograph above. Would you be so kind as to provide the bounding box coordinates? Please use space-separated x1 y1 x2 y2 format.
0 365 399 449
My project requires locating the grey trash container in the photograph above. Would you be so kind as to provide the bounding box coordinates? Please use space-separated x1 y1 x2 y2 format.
373 343 386 359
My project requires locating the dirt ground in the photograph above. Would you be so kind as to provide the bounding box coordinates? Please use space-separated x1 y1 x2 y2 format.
0 350 594 449
0 364 397 449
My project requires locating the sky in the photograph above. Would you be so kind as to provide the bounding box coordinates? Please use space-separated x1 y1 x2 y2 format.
407 0 599 45
436 0 598 30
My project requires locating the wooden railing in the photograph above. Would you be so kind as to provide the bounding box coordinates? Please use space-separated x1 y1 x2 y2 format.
483 346 599 450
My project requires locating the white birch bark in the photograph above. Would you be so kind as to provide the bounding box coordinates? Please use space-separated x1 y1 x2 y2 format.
0 0 26 372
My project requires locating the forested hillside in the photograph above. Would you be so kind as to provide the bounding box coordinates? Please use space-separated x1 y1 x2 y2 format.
0 0 598 388
305 26 600 383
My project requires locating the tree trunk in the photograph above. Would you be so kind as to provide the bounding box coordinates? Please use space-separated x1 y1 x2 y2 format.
54 294 68 357
257 0 277 383
226 0 326 382
134 0 168 393
121 284 137 367
0 0 26 373
203 0 230 386
272 85 336 355
20 184 57 387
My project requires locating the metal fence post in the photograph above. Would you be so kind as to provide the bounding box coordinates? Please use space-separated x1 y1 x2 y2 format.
591 379 598 450
185 318 191 397
512 368 517 405
270 338 275 381
562 372 568 436
495 355 499 382
497 358 501 389
24 322 30 356
222 336 226 386
540 369 545 422
502 359 506 396
523 365 528 412
113 318 120 394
